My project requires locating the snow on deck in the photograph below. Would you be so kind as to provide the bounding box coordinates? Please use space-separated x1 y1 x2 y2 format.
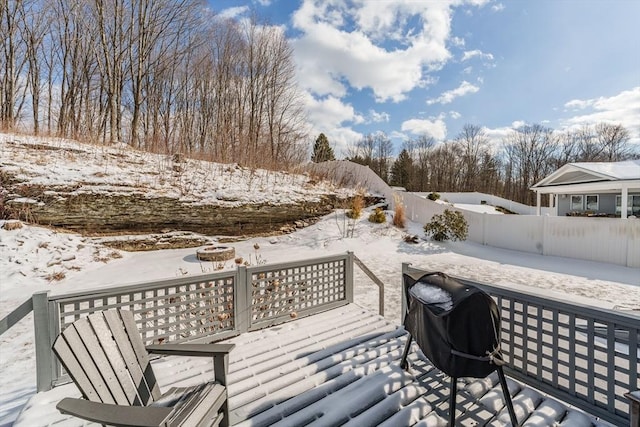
15 305 608 426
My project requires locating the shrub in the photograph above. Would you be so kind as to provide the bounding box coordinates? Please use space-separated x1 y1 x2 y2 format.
368 207 386 223
392 199 406 228
346 193 364 219
427 192 440 201
424 209 468 241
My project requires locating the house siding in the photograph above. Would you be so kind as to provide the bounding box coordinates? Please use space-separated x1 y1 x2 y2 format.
557 193 635 216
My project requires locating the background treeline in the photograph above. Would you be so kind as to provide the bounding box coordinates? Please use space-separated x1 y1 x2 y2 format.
1 0 307 167
3 0 638 205
346 123 637 205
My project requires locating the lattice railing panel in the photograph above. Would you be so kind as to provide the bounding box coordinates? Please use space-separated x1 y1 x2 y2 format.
55 275 235 345
249 259 347 325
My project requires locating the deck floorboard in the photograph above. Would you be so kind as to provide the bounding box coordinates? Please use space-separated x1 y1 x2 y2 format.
14 304 611 426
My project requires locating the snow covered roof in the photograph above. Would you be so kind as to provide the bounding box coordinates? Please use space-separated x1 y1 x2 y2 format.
531 159 640 191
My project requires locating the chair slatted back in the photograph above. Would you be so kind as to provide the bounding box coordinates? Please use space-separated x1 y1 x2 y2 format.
53 310 161 406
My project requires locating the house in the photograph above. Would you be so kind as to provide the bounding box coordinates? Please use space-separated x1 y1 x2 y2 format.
531 159 640 218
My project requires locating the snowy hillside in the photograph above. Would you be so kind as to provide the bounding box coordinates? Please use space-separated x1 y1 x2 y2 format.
0 132 353 206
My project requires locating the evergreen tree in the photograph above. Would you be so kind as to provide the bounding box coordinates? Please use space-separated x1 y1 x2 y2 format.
390 149 414 190
311 133 336 162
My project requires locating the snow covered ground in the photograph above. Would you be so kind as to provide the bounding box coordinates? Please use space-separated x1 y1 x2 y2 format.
2 211 639 425
1 132 639 425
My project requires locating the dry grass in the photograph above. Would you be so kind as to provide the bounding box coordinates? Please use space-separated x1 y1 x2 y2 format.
346 192 364 219
393 197 406 228
46 271 66 281
2 220 23 230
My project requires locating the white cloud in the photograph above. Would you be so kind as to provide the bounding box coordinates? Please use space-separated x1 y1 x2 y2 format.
461 49 494 62
564 99 595 110
369 110 390 123
491 3 505 12
401 118 447 140
561 87 640 145
218 6 249 19
427 81 480 105
511 120 527 129
449 111 462 119
255 0 272 5
451 36 465 47
302 92 364 156
481 125 516 150
291 0 486 103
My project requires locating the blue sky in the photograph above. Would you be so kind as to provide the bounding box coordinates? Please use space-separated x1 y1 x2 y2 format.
209 0 640 156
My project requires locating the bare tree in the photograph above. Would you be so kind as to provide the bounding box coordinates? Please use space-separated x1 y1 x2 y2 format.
1 0 29 130
406 134 435 191
594 123 634 161
16 0 48 134
455 124 489 191
503 124 558 204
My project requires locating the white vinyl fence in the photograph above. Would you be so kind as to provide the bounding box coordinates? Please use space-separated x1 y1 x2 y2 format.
308 161 640 268
415 191 554 215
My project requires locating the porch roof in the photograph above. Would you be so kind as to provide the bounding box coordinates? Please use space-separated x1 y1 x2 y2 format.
15 304 612 426
531 160 640 194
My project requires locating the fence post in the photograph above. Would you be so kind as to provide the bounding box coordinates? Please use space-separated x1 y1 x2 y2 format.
236 266 250 333
33 291 53 392
542 214 547 256
346 252 354 304
482 212 487 245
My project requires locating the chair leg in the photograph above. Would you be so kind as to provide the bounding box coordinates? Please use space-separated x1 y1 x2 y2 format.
400 333 412 370
449 376 457 426
497 366 518 426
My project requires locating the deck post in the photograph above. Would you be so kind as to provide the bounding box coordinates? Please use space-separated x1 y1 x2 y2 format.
626 391 640 427
33 291 53 392
236 266 250 333
345 251 354 304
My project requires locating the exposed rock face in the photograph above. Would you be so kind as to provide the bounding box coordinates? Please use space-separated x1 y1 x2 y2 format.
5 190 342 236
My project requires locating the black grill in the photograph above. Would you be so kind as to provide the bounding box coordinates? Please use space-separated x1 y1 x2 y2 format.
400 271 519 426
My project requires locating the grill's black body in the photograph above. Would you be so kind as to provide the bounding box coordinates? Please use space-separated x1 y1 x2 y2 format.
400 271 518 426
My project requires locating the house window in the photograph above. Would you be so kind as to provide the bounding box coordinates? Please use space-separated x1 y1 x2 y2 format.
570 195 583 211
616 195 640 215
585 195 598 211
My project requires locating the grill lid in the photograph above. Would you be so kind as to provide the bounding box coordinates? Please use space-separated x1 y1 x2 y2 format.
403 271 503 378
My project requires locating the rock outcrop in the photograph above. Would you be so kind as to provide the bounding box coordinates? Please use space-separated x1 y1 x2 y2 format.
3 187 343 236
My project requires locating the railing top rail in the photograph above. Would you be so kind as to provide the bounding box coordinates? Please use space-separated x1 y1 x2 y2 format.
403 264 640 326
48 270 237 302
245 252 350 274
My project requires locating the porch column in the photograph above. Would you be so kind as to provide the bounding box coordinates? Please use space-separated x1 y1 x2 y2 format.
536 191 541 216
621 186 628 219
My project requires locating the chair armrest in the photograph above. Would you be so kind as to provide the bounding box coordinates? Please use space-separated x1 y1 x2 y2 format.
146 343 235 357
626 391 640 427
57 397 172 427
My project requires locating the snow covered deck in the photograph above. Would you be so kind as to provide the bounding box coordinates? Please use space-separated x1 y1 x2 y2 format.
16 304 608 426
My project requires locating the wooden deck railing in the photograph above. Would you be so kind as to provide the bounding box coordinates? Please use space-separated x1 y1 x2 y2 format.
21 255 639 425
403 264 640 427
32 252 361 392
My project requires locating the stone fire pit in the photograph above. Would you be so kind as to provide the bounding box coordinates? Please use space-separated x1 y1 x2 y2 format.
196 245 235 262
